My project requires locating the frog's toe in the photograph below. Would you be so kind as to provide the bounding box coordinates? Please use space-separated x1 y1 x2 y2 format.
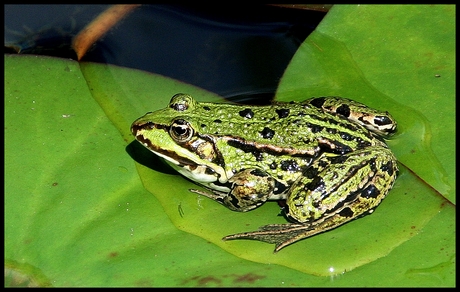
223 223 310 252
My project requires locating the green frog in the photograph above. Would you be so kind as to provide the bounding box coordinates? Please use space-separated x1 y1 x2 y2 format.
131 93 398 252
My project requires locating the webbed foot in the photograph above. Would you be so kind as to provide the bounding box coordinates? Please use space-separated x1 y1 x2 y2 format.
223 223 318 252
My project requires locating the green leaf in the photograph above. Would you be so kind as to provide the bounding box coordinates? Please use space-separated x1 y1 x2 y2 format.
5 4 454 287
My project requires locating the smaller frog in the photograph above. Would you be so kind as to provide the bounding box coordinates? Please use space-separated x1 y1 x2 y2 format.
131 94 398 252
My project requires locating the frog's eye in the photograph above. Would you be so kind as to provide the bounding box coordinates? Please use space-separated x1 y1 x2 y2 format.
169 119 194 143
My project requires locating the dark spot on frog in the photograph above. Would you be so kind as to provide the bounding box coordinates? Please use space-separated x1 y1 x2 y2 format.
361 184 380 199
306 176 324 191
249 168 268 177
357 138 371 148
280 160 300 172
315 159 329 169
203 106 211 111
239 108 254 119
273 180 288 194
339 131 353 141
336 104 351 118
368 157 377 172
329 155 348 164
201 123 207 128
213 119 222 123
269 161 277 170
260 127 275 139
227 193 244 210
312 199 321 208
309 97 326 108
252 151 264 161
326 127 337 134
318 139 352 155
303 166 319 179
374 115 392 126
300 162 312 173
338 207 354 218
381 160 395 176
308 123 323 133
275 108 290 118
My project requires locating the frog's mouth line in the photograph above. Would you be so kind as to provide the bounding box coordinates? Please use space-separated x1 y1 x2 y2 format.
130 122 188 164
136 133 198 169
136 135 228 184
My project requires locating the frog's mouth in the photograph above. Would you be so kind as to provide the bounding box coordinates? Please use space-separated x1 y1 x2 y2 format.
135 131 196 167
133 127 228 183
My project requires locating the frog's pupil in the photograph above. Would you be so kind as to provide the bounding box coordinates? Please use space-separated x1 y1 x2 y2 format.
173 125 187 136
170 119 193 142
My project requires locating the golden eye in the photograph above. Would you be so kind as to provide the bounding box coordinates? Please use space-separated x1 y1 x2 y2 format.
169 119 194 143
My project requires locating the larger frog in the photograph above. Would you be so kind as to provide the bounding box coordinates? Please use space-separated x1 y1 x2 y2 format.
131 93 398 252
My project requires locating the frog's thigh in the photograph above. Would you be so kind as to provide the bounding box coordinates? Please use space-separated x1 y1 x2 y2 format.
287 146 398 224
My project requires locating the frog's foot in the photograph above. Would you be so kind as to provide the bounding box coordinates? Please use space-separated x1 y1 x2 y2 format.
223 223 324 252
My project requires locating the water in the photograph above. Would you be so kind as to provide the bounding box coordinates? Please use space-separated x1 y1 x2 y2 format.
4 4 327 102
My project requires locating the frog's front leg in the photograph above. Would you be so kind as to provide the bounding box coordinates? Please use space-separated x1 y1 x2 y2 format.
191 168 276 212
223 146 398 252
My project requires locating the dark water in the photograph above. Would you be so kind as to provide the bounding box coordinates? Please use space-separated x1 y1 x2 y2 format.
5 4 327 103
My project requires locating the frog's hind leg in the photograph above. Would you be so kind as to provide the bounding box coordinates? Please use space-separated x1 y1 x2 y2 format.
223 222 320 252
223 146 398 252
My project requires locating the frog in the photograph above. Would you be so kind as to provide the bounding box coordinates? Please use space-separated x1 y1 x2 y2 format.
131 93 398 252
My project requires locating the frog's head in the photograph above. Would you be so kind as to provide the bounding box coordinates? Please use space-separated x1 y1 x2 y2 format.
131 94 228 184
